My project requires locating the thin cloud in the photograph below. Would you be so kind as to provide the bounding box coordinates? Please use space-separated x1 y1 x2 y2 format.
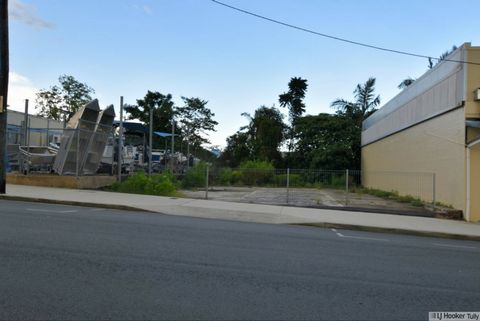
133 3 153 15
8 71 38 111
142 5 153 15
10 0 55 30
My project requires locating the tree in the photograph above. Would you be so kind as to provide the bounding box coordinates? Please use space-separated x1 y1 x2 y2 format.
35 75 95 121
125 91 175 132
124 91 178 150
278 77 308 165
294 113 359 170
328 77 381 169
176 97 218 154
428 45 458 69
398 77 415 90
279 77 308 123
219 131 251 167
331 77 380 126
220 106 286 167
244 106 285 164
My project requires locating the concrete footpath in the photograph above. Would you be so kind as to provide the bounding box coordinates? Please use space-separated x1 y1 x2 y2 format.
2 184 480 241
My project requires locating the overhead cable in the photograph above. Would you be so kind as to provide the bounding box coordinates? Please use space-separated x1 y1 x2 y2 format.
210 0 480 66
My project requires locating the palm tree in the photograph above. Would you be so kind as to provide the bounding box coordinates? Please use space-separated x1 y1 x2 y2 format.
398 77 415 90
331 77 380 125
428 45 458 69
278 77 308 122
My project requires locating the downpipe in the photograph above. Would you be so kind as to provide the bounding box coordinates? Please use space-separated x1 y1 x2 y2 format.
466 138 480 221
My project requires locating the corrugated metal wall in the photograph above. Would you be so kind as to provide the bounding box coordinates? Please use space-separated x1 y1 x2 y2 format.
362 46 467 146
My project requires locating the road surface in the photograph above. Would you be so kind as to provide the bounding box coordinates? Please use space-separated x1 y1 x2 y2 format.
1 200 479 320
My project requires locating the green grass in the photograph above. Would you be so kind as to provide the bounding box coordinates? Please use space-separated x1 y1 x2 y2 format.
111 172 178 197
354 187 426 207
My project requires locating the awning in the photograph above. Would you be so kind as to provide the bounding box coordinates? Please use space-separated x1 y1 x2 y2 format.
154 131 177 137
113 121 147 134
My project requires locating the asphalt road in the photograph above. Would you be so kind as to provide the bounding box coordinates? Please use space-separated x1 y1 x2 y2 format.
1 200 479 320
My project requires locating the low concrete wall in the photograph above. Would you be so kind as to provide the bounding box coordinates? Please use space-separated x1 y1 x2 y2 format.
7 174 116 189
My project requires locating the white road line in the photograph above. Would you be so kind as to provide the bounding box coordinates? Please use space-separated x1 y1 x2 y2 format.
432 243 477 250
331 228 387 241
331 228 344 237
26 208 78 214
340 235 389 242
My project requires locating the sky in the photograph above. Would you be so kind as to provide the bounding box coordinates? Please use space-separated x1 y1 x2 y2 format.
7 0 480 148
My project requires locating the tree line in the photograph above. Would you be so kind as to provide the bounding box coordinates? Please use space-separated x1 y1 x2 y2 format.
36 45 457 171
219 76 380 170
34 74 380 170
220 45 459 170
35 75 219 161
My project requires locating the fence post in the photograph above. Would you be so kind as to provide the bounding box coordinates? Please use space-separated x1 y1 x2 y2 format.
205 165 209 200
111 129 114 176
75 124 80 177
286 168 290 204
118 96 123 183
432 173 436 212
345 169 349 206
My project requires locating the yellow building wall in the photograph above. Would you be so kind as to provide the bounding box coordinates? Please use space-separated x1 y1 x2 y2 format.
465 45 480 118
465 45 480 221
362 108 466 211
469 146 480 222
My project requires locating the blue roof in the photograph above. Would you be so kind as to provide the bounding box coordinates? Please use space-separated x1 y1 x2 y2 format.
154 131 177 138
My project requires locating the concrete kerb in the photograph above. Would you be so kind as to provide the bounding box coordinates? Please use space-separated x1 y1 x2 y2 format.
1 194 479 242
296 222 480 242
0 195 154 213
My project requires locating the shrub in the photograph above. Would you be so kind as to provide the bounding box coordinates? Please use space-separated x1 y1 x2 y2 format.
111 172 177 196
218 168 241 186
182 162 207 189
274 173 302 187
238 160 274 186
231 170 242 185
330 174 346 188
144 174 177 196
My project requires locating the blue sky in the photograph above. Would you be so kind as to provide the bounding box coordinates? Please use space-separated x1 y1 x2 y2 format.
8 0 480 147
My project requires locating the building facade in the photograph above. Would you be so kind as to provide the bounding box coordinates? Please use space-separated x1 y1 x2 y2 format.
7 109 64 146
362 43 480 222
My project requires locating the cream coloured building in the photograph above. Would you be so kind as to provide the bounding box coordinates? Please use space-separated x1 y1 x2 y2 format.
361 43 480 222
7 109 64 146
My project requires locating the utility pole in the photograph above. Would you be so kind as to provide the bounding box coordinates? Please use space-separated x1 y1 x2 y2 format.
0 0 9 194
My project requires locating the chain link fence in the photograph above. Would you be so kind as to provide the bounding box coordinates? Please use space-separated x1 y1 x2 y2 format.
182 167 437 213
6 123 116 175
7 124 438 213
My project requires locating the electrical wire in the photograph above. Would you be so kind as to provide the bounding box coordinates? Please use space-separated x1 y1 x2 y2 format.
211 0 480 66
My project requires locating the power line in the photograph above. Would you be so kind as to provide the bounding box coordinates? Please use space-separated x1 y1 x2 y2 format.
210 0 480 66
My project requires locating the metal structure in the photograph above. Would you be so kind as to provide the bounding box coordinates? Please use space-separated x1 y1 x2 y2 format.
53 100 115 176
362 46 467 146
81 105 115 175
19 146 57 172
